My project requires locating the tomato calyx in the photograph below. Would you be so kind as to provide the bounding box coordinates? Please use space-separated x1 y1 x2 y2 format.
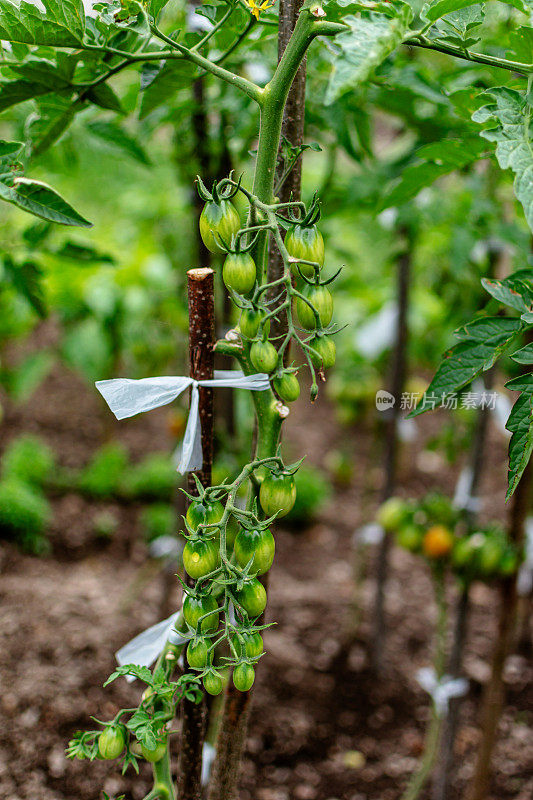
196 173 241 204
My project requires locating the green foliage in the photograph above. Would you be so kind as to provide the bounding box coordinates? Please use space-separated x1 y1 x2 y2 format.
0 477 51 553
140 503 177 541
472 88 533 233
121 453 179 500
325 2 414 105
1 434 56 486
77 443 130 498
285 465 332 526
0 0 86 47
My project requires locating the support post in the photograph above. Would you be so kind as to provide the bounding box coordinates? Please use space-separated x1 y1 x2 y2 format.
176 268 215 800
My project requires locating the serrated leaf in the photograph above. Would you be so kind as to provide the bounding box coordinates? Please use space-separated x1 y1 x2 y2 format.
8 59 71 90
0 177 91 226
150 0 170 18
104 664 153 686
505 390 533 499
0 79 52 112
411 317 523 416
513 343 533 363
507 27 533 64
379 138 485 209
3 256 46 316
0 0 86 46
139 59 197 118
472 88 533 233
87 121 151 165
325 3 414 105
87 82 124 112
481 277 533 313
28 95 80 158
423 0 529 22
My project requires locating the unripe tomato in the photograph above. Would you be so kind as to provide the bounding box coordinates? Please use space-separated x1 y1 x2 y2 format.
186 500 224 533
98 725 126 760
233 663 255 692
499 549 518 576
273 372 300 403
187 638 210 669
234 528 275 575
203 671 223 696
230 631 263 659
295 285 333 330
141 738 167 763
239 308 270 340
396 524 423 553
235 578 267 618
199 199 241 254
423 525 454 559
250 340 278 374
259 472 296 518
309 335 336 369
183 593 220 633
377 497 409 532
183 538 220 579
451 536 478 570
478 539 505 576
285 224 325 278
223 252 257 295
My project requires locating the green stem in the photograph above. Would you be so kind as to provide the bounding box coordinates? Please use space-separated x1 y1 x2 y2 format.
152 744 176 800
406 36 533 75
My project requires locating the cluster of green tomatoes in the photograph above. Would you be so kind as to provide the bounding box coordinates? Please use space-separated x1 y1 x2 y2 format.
377 493 521 581
179 464 296 696
197 175 337 402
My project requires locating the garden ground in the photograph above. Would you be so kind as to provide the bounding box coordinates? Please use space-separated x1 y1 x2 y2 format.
0 330 532 800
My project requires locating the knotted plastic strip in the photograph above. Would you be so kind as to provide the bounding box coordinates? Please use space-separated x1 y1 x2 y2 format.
96 370 270 474
416 667 468 718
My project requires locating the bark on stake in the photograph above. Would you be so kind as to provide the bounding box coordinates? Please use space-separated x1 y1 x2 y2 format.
371 228 412 673
466 457 533 800
177 268 215 800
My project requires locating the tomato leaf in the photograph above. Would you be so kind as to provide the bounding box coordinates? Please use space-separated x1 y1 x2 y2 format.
505 390 533 499
410 317 524 416
104 664 154 686
0 177 91 226
325 2 414 105
481 276 533 314
472 88 533 233
422 0 531 22
3 255 46 317
0 0 86 46
87 121 151 165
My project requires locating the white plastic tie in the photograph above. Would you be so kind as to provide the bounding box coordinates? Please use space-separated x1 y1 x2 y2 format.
416 667 468 717
115 612 187 682
354 523 385 546
96 370 270 474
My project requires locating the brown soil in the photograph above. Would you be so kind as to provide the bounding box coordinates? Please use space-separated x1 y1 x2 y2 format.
0 344 532 800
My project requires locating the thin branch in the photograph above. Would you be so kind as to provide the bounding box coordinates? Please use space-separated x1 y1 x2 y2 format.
406 35 533 75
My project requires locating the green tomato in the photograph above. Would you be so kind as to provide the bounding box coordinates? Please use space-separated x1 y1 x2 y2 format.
199 199 241 254
295 285 333 330
235 578 267 618
183 538 220 579
396 524 423 553
98 725 126 760
223 252 257 295
273 372 300 403
234 528 275 575
239 308 270 340
309 335 336 370
203 671 224 696
259 472 296 518
478 539 505 576
233 663 255 692
285 224 325 278
451 536 478 570
187 638 210 669
377 498 409 532
230 631 263 659
250 340 278 374
183 593 220 633
141 738 167 763
186 500 224 533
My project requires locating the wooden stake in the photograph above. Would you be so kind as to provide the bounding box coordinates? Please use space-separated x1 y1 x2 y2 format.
177 267 215 800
